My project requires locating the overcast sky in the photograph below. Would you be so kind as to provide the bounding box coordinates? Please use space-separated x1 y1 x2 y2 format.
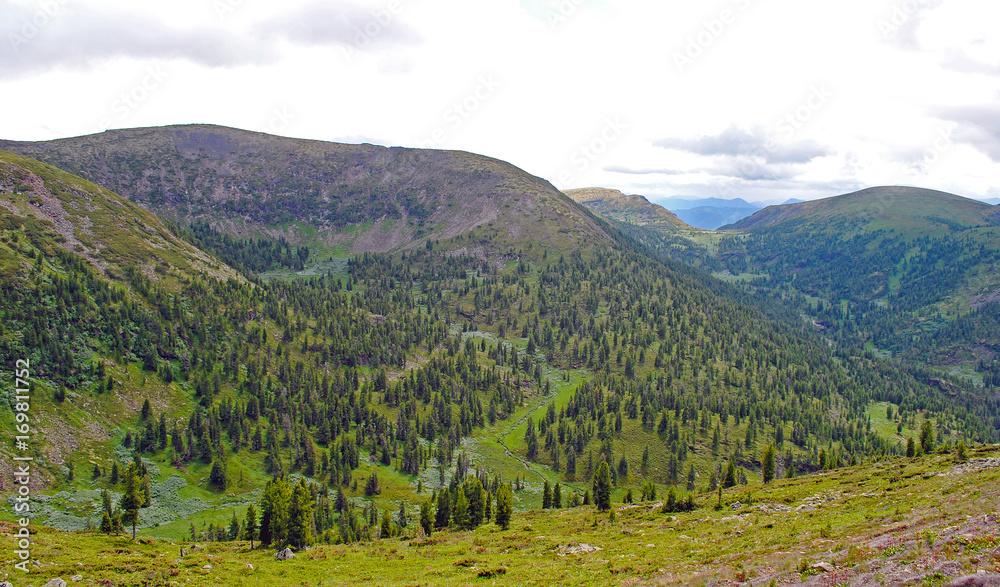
2 0 999 203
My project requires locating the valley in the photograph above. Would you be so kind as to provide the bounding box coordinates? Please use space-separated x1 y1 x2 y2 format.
0 127 998 586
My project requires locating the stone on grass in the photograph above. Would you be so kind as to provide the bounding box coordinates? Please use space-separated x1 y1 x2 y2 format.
810 562 835 573
44 578 68 587
947 574 1000 587
275 547 296 560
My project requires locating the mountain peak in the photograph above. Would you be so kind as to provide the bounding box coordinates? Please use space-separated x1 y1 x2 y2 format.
1 125 612 257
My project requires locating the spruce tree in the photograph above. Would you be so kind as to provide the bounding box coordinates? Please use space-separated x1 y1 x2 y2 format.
723 460 737 489
288 479 314 548
243 503 258 549
420 500 434 536
495 484 513 530
119 463 145 540
452 487 470 529
762 444 776 484
434 489 451 529
593 461 612 511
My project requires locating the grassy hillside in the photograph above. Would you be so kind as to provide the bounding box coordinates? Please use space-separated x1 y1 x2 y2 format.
2 152 996 587
565 187 716 269
0 149 236 283
0 125 612 258
4 446 998 586
716 186 1000 381
565 187 691 230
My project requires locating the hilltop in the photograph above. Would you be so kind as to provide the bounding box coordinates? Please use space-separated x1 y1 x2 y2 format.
727 186 998 232
1 125 611 257
0 149 236 283
716 186 1000 383
565 187 691 231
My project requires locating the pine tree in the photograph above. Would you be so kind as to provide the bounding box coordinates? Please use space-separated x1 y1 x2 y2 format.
525 419 538 460
209 459 227 490
287 479 314 548
542 480 552 509
420 500 434 536
141 398 151 421
228 511 241 540
593 461 612 511
762 444 776 484
465 478 485 527
260 476 292 546
723 460 737 489
452 487 470 530
119 463 145 540
552 482 562 508
379 510 392 539
906 436 916 458
919 420 935 454
495 484 513 530
434 489 451 529
243 503 258 549
397 501 408 528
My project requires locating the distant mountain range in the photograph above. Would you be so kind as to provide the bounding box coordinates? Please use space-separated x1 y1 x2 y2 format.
647 196 803 230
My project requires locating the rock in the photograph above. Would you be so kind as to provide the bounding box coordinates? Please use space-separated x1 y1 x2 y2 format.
275 547 296 560
556 543 603 556
71 576 84 582
202 564 213 570
730 502 742 511
810 562 835 573
947 574 1000 587
246 563 254 570
0 582 13 587
45 579 68 587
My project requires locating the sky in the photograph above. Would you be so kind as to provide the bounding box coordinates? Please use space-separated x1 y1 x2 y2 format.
2 0 999 203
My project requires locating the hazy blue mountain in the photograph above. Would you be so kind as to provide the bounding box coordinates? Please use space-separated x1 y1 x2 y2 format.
650 196 763 229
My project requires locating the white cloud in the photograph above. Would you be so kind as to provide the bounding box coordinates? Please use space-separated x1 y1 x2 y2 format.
1 0 998 202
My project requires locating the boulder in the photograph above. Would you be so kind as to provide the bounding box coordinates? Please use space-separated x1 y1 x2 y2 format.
44 579 68 587
275 547 296 560
810 562 835 573
947 574 1000 587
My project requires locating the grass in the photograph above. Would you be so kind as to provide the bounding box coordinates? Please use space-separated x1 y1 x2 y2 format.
4 446 998 586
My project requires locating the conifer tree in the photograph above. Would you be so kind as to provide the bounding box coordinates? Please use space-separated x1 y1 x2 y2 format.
243 503 258 549
452 487 470 529
762 444 776 484
495 484 513 530
420 500 434 536
119 463 145 540
593 461 612 511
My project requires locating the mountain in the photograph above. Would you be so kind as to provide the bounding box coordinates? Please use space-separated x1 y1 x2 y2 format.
564 187 691 230
983 197 1000 205
651 197 762 230
2 143 995 569
726 186 996 232
565 187 716 267
0 149 235 282
718 186 1000 377
0 125 611 256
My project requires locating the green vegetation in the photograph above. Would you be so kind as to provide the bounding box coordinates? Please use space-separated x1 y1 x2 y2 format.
6 446 999 586
2 135 999 585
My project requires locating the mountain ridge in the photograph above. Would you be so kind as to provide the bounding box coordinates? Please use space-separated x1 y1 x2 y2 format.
0 124 613 257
